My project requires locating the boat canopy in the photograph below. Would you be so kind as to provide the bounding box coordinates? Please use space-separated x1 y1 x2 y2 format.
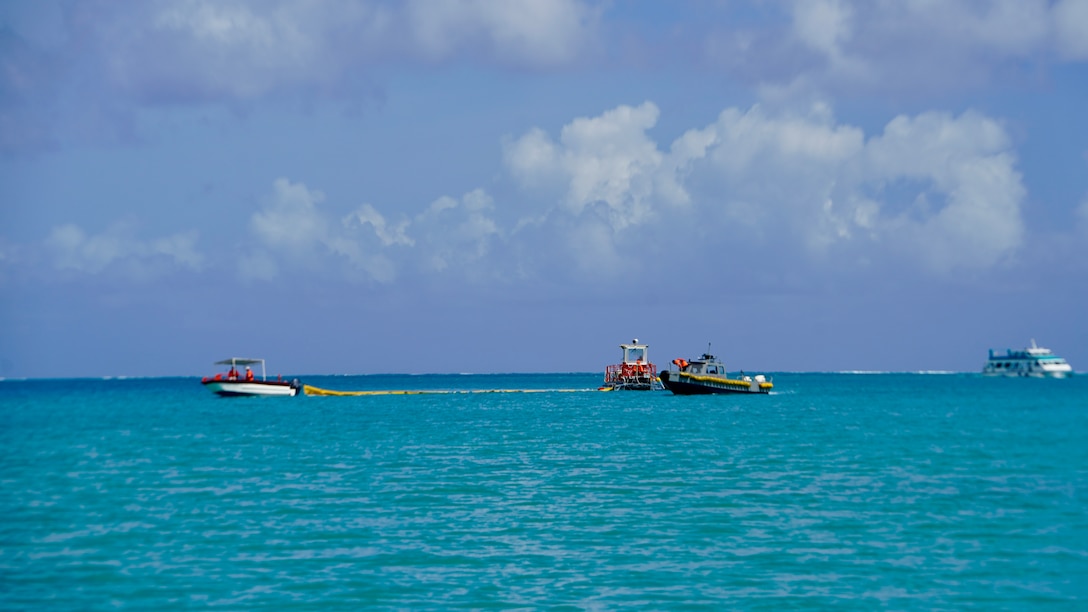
214 358 265 367
213 357 268 380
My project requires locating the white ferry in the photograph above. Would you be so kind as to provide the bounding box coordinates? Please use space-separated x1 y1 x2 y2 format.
982 340 1073 378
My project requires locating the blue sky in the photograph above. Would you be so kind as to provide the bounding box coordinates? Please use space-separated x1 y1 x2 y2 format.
2 0 1087 378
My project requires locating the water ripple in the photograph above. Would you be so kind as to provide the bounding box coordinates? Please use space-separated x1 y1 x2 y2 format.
1 374 1086 608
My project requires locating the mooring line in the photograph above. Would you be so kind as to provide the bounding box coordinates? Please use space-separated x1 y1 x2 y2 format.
302 385 599 396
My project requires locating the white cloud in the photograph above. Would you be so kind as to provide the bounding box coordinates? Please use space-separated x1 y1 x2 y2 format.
561 218 624 277
324 236 399 283
250 178 329 253
707 103 863 174
504 102 1026 276
246 179 503 283
406 0 597 66
236 249 278 281
927 0 1050 56
697 104 865 251
412 189 501 273
504 127 563 188
47 225 112 272
1054 0 1088 60
700 106 1024 272
790 0 868 80
150 231 204 269
505 102 694 234
28 99 1032 289
82 0 598 104
710 0 1078 98
8 0 1083 159
1077 195 1088 235
559 103 663 226
861 112 1023 270
44 221 203 276
792 0 852 56
248 178 405 282
335 203 411 282
342 204 413 248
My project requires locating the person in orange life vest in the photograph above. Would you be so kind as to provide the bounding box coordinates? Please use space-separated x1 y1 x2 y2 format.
228 366 238 380
245 366 254 381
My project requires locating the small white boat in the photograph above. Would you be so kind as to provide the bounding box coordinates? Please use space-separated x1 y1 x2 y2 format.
982 340 1073 378
201 358 302 396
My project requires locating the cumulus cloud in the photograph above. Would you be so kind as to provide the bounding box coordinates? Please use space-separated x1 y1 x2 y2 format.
112 0 394 101
246 177 399 282
23 98 1032 288
789 0 868 81
505 102 693 232
708 0 1082 98
30 100 1030 288
406 0 598 67
59 0 597 105
861 111 1024 270
504 102 1026 276
1077 195 1088 235
342 204 413 248
5 0 1085 157
0 0 603 153
250 178 330 253
694 104 865 250
333 203 411 283
44 221 203 276
1053 0 1088 60
412 189 501 273
246 178 502 283
701 105 1025 273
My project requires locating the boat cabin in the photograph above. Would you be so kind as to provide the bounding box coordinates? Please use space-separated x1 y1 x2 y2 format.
673 353 725 376
602 338 659 390
621 340 648 366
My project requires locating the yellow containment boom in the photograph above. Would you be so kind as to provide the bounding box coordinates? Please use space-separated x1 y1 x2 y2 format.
302 385 597 396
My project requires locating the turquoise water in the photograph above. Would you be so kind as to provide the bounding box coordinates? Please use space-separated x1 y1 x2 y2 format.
1 373 1086 609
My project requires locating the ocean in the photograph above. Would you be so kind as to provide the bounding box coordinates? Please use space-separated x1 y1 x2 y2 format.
1 373 1085 609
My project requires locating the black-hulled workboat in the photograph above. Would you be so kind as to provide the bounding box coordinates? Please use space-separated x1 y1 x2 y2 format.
659 348 772 395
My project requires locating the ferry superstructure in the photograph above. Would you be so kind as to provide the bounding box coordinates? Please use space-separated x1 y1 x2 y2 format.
982 340 1073 378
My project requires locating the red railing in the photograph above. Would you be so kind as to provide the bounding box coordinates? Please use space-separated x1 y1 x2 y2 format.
604 362 658 384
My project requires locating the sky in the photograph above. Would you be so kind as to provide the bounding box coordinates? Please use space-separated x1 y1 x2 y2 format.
2 0 1087 378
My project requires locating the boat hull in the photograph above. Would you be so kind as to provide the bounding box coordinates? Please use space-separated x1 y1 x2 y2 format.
601 382 659 391
982 370 1070 379
982 341 1073 378
202 380 300 397
659 370 771 395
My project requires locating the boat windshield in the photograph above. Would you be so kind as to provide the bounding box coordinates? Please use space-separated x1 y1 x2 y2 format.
624 346 646 363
